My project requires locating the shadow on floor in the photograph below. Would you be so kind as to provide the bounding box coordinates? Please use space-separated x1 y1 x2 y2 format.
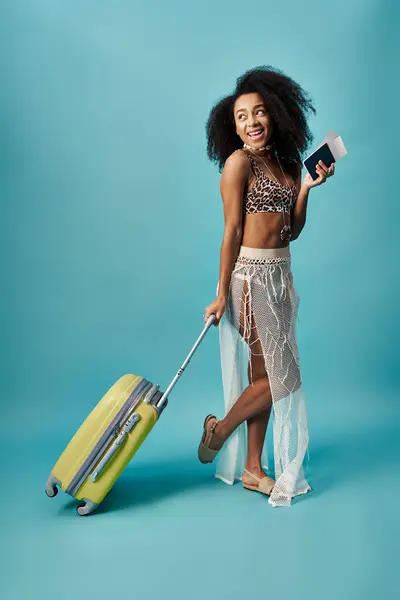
58 457 220 517
57 416 400 515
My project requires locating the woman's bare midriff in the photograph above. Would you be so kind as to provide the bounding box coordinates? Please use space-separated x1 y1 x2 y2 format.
241 212 290 249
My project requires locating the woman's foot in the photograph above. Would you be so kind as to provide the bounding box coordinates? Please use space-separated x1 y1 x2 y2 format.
198 415 227 464
242 466 275 496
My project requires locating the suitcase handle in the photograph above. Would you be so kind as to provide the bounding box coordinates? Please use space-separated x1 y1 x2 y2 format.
90 315 216 483
156 313 216 411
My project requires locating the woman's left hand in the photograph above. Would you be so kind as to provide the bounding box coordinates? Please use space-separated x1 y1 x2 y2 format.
302 160 335 190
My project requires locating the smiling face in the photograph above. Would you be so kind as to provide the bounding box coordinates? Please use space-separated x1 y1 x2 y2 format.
233 92 274 149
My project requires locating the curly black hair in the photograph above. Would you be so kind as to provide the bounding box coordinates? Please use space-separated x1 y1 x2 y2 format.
206 65 316 178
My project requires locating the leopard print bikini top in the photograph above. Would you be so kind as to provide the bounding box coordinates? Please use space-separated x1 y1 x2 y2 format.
241 149 298 215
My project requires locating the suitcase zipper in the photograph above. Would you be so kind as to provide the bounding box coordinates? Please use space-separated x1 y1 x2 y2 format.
66 378 152 497
143 384 160 404
89 384 160 483
89 413 141 482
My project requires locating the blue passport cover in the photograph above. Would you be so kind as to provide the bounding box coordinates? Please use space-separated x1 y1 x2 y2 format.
303 143 335 180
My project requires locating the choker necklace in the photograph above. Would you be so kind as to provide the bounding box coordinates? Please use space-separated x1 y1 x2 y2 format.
243 142 272 151
244 145 292 243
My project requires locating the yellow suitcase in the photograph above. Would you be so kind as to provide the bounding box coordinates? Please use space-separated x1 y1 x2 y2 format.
45 315 215 516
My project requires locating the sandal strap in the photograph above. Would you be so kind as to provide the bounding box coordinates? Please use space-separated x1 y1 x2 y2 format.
203 417 219 448
243 469 275 494
244 468 261 482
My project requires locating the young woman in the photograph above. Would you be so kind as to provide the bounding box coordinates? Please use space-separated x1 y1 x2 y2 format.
198 66 335 507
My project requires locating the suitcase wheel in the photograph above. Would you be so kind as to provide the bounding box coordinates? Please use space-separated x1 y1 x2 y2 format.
45 474 61 498
46 487 58 498
76 499 98 516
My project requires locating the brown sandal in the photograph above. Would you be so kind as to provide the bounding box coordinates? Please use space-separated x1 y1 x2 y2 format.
242 468 275 496
198 414 221 464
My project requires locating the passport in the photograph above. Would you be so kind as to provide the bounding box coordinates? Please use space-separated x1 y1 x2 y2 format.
303 131 347 180
303 143 335 180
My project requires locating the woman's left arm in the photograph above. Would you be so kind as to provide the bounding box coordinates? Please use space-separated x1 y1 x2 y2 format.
290 160 335 241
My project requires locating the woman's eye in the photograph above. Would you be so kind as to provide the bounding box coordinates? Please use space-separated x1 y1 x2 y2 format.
257 109 265 115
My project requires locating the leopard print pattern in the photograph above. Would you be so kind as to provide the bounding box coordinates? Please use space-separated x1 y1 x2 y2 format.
241 150 298 215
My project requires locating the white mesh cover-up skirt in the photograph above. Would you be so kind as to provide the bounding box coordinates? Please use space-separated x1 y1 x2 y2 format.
216 245 311 507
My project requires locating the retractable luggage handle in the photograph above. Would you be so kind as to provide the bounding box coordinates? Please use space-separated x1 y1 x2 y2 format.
156 313 216 411
89 315 216 484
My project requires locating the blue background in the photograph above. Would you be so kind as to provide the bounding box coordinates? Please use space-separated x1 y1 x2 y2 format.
1 1 399 598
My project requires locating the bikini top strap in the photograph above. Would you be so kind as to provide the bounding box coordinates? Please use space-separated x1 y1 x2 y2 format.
238 148 259 176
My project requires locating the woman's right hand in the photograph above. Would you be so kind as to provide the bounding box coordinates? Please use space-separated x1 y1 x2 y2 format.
204 296 227 326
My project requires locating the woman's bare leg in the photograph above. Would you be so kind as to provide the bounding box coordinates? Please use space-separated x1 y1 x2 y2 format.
205 333 272 457
246 409 271 472
245 359 272 478
205 280 273 468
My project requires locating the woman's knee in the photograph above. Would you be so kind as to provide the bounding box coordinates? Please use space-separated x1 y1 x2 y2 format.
249 376 271 409
249 373 270 397
255 375 270 393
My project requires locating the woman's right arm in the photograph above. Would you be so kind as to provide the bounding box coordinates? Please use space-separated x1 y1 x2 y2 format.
204 151 250 325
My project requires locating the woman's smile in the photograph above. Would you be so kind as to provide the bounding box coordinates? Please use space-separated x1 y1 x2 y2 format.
247 128 264 140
